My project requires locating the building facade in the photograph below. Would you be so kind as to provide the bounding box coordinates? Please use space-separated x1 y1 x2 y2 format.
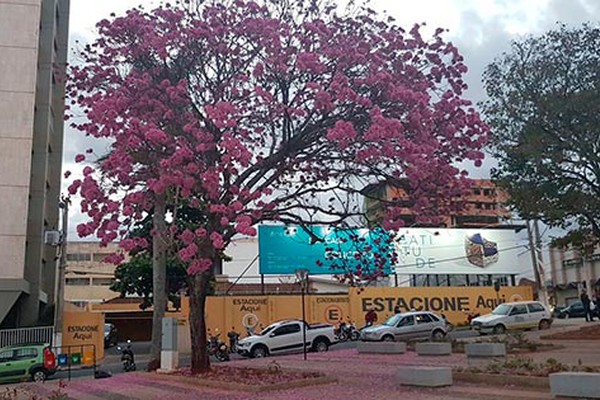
363 179 511 228
549 246 600 306
64 242 124 307
0 0 70 328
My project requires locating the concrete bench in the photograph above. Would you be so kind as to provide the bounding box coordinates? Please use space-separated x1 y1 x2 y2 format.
415 342 452 356
357 341 406 354
396 366 452 387
550 372 600 399
465 343 506 366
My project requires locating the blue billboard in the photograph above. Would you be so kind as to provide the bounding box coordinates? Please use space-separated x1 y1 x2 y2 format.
258 225 393 275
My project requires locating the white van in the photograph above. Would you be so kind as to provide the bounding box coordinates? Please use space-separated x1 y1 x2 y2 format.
470 301 552 335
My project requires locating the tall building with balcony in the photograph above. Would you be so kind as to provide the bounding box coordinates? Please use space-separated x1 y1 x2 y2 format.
64 242 125 308
0 0 70 328
363 179 512 228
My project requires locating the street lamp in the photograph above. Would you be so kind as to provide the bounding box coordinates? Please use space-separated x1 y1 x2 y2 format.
295 268 309 361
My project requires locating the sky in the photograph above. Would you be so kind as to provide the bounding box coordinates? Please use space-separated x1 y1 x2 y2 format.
62 0 599 278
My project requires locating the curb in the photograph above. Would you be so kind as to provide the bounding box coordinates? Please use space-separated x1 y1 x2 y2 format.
454 371 549 390
153 370 338 393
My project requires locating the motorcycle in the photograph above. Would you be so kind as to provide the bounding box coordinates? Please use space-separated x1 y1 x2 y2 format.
227 330 240 354
335 320 360 342
207 332 230 362
116 340 136 372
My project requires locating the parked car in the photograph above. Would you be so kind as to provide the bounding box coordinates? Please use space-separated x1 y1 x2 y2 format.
470 301 552 335
554 301 600 319
0 344 56 384
360 311 451 342
104 323 118 348
236 320 338 358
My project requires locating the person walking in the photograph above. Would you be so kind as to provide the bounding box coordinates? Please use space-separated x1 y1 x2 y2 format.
581 289 594 322
393 304 401 314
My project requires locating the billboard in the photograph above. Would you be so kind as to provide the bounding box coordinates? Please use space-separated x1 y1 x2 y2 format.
258 225 393 275
394 228 524 275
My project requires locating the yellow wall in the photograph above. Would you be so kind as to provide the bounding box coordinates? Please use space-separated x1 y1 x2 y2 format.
180 286 532 337
62 311 105 363
91 286 532 349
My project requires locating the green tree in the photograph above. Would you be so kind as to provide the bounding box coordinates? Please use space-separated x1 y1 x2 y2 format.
482 24 600 247
110 253 187 310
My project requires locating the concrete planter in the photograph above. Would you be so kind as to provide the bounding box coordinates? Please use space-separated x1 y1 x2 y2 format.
465 343 506 357
396 366 452 387
415 342 452 356
357 341 406 354
550 372 600 399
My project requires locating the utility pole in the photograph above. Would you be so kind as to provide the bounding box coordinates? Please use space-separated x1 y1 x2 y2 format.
527 219 549 306
53 196 69 348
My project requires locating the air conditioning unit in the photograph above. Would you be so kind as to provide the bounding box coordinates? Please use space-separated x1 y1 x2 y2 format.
44 230 62 246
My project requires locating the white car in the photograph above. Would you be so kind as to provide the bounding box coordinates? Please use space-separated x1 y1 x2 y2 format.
236 319 338 358
361 312 451 342
470 301 553 335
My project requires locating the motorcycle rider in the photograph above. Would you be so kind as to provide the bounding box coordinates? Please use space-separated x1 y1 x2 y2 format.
119 340 135 371
227 327 240 353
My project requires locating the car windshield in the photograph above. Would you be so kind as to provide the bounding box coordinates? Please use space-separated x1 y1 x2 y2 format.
104 325 110 333
259 324 277 336
492 304 511 315
384 314 402 326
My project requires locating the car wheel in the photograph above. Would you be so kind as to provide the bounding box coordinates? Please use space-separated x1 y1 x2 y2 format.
382 335 395 342
313 339 329 352
538 319 551 330
251 345 268 358
32 369 47 383
493 324 506 335
432 329 445 341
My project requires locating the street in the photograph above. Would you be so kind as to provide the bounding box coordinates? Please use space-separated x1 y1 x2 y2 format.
47 327 482 381
45 318 587 382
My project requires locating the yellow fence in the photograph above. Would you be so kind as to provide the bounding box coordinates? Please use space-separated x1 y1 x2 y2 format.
176 286 532 339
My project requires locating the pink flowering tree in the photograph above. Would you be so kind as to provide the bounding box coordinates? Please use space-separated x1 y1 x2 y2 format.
67 0 487 373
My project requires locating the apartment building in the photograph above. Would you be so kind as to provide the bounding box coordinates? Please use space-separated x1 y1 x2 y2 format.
363 179 511 228
0 0 70 328
549 245 600 306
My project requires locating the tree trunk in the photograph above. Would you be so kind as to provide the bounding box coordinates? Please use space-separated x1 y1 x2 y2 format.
149 194 167 371
188 267 213 373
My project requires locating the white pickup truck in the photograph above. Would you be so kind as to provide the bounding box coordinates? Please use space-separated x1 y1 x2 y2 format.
236 319 338 358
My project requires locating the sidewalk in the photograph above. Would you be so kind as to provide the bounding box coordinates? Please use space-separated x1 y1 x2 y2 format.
20 322 597 400
22 350 553 400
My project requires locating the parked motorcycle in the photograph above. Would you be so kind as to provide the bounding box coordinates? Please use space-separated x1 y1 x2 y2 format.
335 320 360 342
116 340 136 372
207 332 230 362
227 329 240 354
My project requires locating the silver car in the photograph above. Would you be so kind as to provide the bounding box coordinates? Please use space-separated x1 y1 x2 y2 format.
360 311 451 342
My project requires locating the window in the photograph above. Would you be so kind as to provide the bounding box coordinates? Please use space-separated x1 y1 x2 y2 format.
483 189 491 196
0 350 14 363
509 305 528 316
14 348 38 360
92 278 114 286
66 253 91 262
92 253 110 262
272 324 301 336
397 315 414 327
473 189 481 195
415 314 433 324
527 303 545 313
66 278 89 286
